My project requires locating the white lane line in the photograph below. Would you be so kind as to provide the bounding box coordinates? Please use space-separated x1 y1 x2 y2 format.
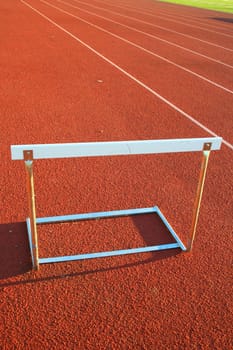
47 0 233 94
20 0 233 151
72 0 233 52
86 0 233 38
54 0 233 69
93 0 233 37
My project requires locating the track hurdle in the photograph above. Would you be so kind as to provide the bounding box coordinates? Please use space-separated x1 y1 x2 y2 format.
11 137 222 270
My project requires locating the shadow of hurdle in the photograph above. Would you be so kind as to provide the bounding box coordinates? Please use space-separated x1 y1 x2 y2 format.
0 213 182 284
0 222 32 279
211 17 233 24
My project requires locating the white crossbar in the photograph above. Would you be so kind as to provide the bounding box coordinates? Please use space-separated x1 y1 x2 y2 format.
11 137 222 160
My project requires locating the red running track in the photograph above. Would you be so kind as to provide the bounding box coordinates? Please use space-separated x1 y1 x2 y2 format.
0 0 232 349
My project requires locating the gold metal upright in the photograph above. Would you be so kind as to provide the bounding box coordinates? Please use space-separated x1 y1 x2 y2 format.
187 142 212 252
24 150 39 270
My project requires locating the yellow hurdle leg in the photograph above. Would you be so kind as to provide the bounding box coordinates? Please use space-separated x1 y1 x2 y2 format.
24 150 39 270
187 142 212 252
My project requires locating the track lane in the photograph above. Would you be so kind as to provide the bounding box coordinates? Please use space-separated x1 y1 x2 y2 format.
63 0 233 66
82 0 233 38
124 0 233 21
96 0 233 34
24 0 233 148
147 8 233 33
71 0 233 51
54 0 233 89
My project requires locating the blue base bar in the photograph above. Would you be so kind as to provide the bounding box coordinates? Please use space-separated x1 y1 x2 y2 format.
27 206 187 266
36 207 156 224
39 243 180 264
26 218 36 268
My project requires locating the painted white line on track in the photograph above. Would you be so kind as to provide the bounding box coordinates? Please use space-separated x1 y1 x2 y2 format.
20 0 233 151
86 0 233 38
46 0 233 94
54 0 233 69
72 0 233 52
92 0 233 38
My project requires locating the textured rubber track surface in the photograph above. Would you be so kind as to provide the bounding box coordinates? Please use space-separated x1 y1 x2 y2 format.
0 0 232 349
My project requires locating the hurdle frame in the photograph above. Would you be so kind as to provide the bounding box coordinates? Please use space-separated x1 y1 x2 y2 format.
11 137 222 270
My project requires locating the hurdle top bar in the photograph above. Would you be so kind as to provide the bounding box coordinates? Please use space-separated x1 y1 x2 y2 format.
11 137 222 160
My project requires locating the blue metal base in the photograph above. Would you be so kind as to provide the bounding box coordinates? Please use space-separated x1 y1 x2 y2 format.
27 206 187 266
